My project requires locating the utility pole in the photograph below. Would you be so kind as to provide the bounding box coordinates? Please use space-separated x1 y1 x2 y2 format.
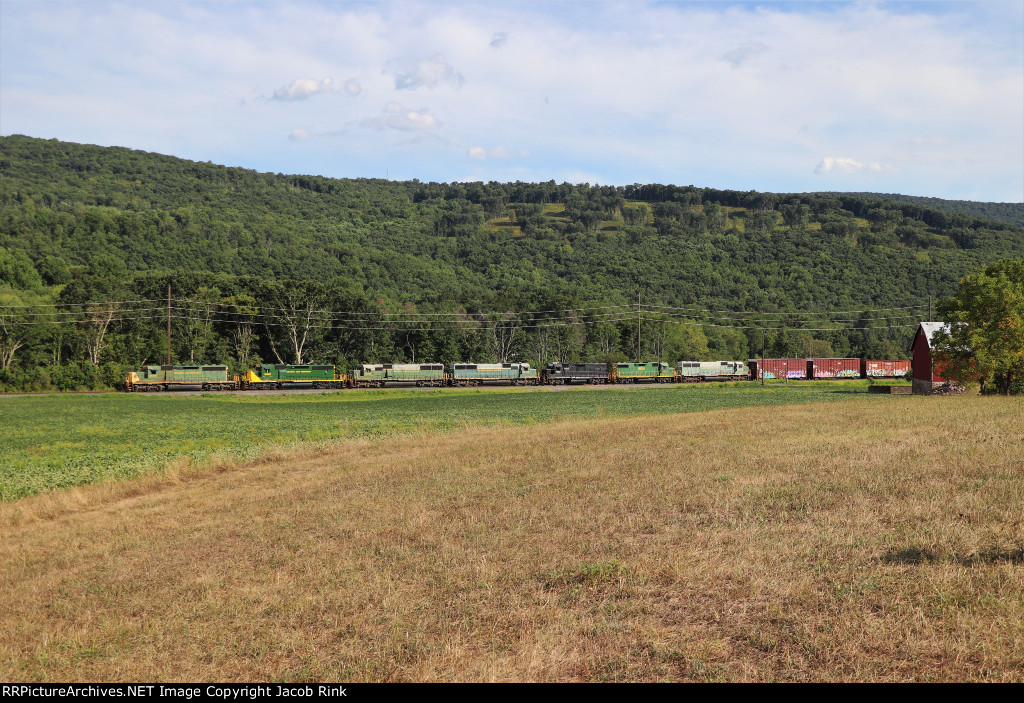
637 292 641 361
167 283 172 365
761 327 766 387
928 295 932 321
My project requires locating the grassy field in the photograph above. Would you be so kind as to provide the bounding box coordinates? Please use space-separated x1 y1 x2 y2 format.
0 381 867 501
0 394 1021 682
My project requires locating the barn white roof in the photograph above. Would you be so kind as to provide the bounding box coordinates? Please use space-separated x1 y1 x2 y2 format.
918 321 952 349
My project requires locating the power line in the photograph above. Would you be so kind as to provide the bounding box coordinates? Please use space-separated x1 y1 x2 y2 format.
211 307 913 329
0 303 664 326
0 296 930 332
0 310 921 333
0 298 165 308
1 314 165 326
165 304 634 321
0 306 166 318
641 310 926 325
654 317 921 331
642 302 929 316
159 313 644 332
0 297 932 317
172 299 639 317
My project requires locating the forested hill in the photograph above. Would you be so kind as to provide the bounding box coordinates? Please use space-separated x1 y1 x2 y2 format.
1 134 1022 386
830 192 1024 228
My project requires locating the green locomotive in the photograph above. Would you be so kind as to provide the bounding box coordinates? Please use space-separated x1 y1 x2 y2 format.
676 360 750 381
449 362 539 386
126 365 235 391
351 363 447 388
243 364 346 389
612 361 675 383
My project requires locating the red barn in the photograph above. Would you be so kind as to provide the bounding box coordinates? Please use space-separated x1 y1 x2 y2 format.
912 322 951 394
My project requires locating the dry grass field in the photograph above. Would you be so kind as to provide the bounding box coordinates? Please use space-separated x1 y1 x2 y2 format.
1 394 1022 682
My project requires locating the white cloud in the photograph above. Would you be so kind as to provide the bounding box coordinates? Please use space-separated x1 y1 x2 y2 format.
394 54 464 90
0 2 1019 200
467 146 527 159
273 77 335 100
815 157 896 175
361 102 440 131
721 42 769 68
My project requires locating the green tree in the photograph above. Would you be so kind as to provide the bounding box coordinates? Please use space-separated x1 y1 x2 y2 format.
797 333 835 358
261 280 329 365
934 258 1024 394
484 312 523 363
180 286 221 363
221 293 260 371
37 255 72 285
0 288 48 369
647 318 709 361
59 273 130 366
0 248 43 289
749 210 777 234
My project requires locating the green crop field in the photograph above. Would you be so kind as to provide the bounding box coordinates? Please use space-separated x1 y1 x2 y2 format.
1 382 876 501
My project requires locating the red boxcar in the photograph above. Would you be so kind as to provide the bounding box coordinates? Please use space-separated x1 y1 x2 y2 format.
862 359 911 378
751 358 807 380
809 358 861 379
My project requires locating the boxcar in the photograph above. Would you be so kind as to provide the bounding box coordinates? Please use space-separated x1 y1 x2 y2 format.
243 364 345 389
862 359 911 378
127 365 235 391
808 358 861 379
543 362 608 385
450 362 539 386
613 362 675 383
352 363 446 388
677 360 750 381
749 358 807 380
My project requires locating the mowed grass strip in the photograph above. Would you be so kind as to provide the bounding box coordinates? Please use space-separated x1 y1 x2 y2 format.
0 382 863 500
0 395 1021 682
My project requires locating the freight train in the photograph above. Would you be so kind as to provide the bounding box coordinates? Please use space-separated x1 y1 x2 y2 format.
748 358 911 380
125 357 908 392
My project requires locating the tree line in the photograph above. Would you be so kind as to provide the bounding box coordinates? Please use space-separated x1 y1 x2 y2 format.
0 267 917 391
2 135 1022 391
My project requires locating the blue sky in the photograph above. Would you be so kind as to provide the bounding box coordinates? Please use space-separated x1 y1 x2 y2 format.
1 1 1022 201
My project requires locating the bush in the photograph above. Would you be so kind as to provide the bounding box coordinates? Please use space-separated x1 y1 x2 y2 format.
100 362 131 389
53 364 86 391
